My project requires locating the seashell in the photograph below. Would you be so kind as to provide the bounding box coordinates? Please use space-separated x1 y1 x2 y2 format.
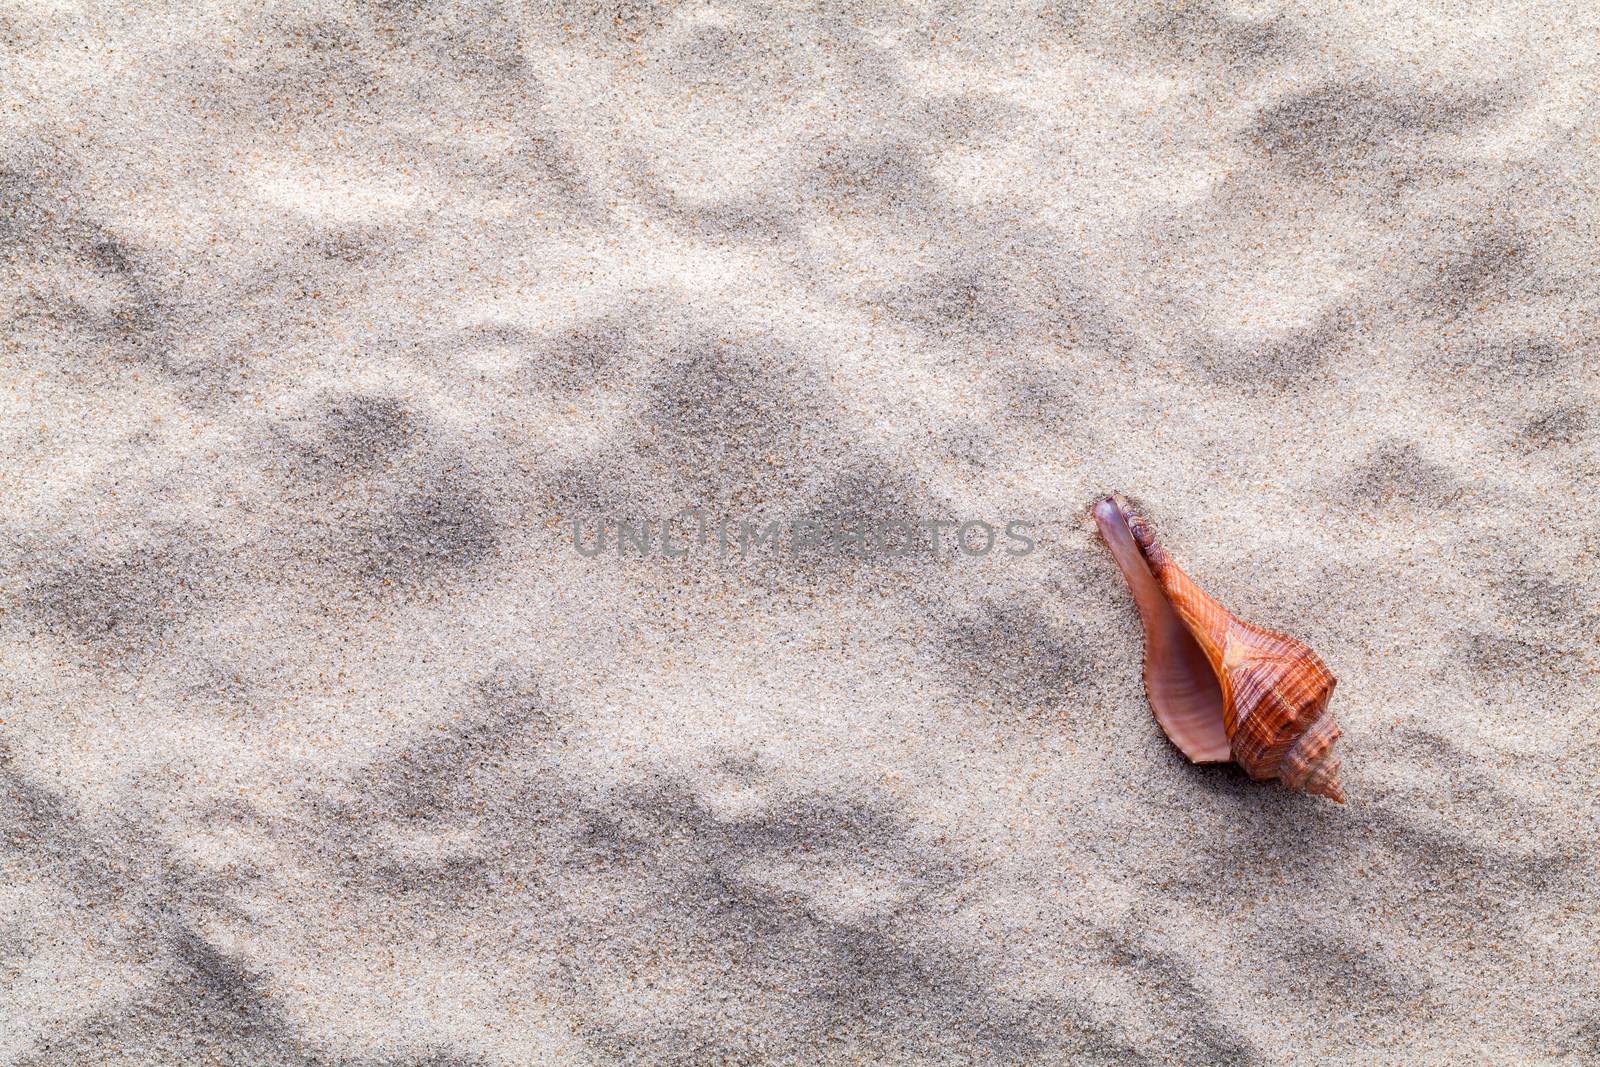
1092 494 1345 803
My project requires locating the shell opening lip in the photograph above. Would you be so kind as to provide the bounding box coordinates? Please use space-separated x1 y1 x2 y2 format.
1092 492 1233 765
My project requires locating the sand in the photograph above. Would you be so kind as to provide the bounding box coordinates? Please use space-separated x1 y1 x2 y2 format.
2 1 1597 1064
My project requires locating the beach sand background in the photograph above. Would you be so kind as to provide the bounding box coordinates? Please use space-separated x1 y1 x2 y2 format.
3 1 1597 1063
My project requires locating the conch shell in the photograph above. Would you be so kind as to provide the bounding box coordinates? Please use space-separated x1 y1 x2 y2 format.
1092 494 1345 802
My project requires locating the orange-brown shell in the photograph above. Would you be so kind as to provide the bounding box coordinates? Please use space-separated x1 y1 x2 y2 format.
1094 494 1345 803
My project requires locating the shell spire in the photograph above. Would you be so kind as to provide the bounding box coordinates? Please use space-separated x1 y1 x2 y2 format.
1093 494 1346 803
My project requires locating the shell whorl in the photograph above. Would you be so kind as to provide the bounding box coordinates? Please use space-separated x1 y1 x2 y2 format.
1097 495 1346 803
1215 622 1342 801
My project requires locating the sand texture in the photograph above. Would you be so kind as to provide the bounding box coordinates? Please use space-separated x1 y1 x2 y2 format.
3 1 1598 1064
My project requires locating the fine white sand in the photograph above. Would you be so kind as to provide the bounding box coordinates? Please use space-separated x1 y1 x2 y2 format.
3 2 1597 1064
